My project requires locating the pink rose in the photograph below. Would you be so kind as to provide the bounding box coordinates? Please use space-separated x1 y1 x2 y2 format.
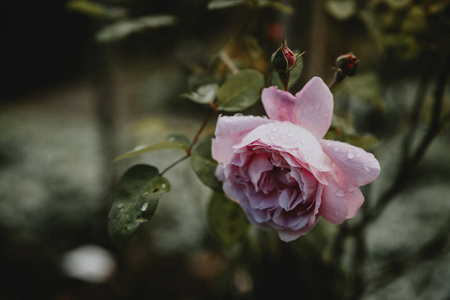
211 77 380 242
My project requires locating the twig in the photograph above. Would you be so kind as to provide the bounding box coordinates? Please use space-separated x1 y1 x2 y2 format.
219 51 239 75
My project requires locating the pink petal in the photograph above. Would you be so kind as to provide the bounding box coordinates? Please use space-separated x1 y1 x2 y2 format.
212 115 271 164
277 216 319 242
320 177 349 224
319 140 380 186
293 77 333 138
261 77 333 138
346 187 364 219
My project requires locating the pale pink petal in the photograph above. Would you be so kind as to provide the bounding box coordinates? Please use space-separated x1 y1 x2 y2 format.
212 115 271 164
261 86 297 122
319 140 380 186
346 187 364 219
277 216 319 242
320 177 349 224
293 77 333 138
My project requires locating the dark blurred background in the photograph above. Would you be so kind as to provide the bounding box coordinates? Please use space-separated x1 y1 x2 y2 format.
1 0 450 299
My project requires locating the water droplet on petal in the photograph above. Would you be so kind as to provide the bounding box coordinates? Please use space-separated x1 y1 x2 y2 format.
334 146 340 152
347 150 355 159
369 158 374 163
287 132 294 138
326 142 331 147
300 139 306 145
141 203 148 211
356 154 361 158
272 128 278 132
234 113 244 116
259 125 267 130
335 190 345 198
363 164 371 172
348 186 357 192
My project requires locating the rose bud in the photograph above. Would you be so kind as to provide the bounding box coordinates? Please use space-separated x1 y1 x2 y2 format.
336 52 359 77
271 40 298 73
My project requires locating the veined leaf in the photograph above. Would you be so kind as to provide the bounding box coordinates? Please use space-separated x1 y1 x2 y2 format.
216 69 264 112
112 134 189 163
108 165 170 246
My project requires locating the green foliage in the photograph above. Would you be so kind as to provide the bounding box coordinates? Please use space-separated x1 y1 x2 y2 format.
182 83 219 105
207 192 250 248
190 136 223 193
325 0 356 21
271 55 303 90
108 165 170 246
66 0 126 19
112 134 189 163
96 15 178 42
208 0 247 10
216 69 264 112
325 115 378 150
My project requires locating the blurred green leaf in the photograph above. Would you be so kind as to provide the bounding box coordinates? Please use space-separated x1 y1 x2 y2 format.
402 6 427 34
182 83 219 105
190 136 223 193
325 115 378 150
256 0 295 14
325 0 356 21
112 134 189 163
385 0 412 9
271 54 303 90
216 69 264 112
66 0 126 19
108 165 170 246
96 15 177 42
208 0 247 10
207 192 250 248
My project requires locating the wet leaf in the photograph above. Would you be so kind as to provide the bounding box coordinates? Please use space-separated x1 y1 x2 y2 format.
96 15 177 42
216 69 264 112
182 83 219 105
190 136 223 193
112 134 189 163
207 193 250 248
108 165 170 246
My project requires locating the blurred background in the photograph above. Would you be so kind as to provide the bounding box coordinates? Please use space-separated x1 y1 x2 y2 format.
1 0 450 299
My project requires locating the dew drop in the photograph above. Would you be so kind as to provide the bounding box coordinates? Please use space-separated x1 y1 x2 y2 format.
331 162 336 168
141 203 148 211
326 142 331 147
347 151 355 159
301 139 306 145
369 158 374 163
287 132 294 138
348 186 357 192
272 128 278 132
356 154 361 158
334 146 340 152
259 125 267 130
335 190 345 198
161 184 167 189
363 164 371 172
234 113 244 116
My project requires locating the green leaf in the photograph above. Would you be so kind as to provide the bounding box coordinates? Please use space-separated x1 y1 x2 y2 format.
216 69 264 112
96 15 178 42
325 0 356 21
256 0 295 14
271 54 303 91
207 192 250 248
112 134 189 163
190 136 223 193
208 0 247 10
182 83 219 105
108 165 170 246
66 0 126 19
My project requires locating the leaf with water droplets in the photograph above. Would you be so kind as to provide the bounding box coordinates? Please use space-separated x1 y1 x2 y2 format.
190 136 223 193
216 70 264 112
207 192 250 248
108 164 170 246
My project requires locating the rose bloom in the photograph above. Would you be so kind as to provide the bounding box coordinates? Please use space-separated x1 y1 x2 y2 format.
212 77 380 242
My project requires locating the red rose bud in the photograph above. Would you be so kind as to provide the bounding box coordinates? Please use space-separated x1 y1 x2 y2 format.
271 40 298 73
336 52 359 77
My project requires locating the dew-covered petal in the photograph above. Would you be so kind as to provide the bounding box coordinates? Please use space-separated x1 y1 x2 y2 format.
212 115 272 164
319 140 380 186
261 86 297 123
320 177 349 224
292 77 334 138
346 187 364 219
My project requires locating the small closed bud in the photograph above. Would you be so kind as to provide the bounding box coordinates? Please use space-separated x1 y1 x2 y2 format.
271 40 299 73
336 52 359 77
